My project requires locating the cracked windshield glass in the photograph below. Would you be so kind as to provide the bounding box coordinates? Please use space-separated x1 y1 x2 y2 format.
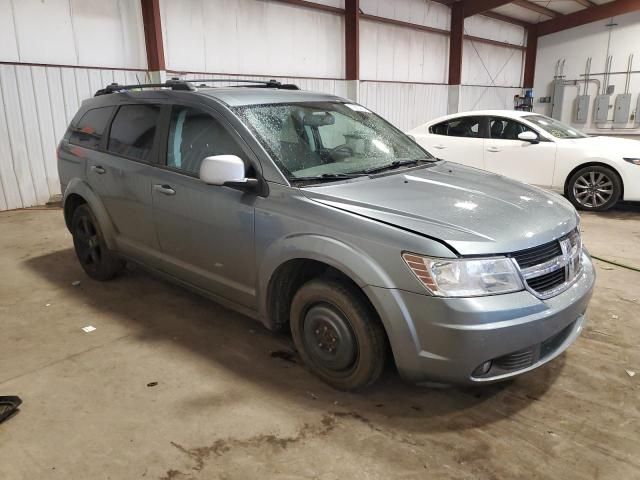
235 102 433 181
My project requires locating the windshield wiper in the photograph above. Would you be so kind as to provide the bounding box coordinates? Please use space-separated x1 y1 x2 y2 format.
291 173 366 183
362 158 434 175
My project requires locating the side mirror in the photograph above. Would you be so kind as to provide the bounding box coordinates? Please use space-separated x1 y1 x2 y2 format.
518 131 539 144
199 155 259 192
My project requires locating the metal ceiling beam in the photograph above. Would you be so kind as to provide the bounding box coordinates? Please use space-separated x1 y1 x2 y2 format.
538 0 640 36
573 0 595 7
512 0 559 18
461 0 514 17
481 10 532 27
271 0 344 14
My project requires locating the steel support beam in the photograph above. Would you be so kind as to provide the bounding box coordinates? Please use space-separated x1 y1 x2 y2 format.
345 0 359 80
523 24 538 88
449 2 464 85
539 0 640 36
140 0 165 71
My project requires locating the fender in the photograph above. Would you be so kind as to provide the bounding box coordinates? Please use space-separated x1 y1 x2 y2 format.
256 233 396 323
63 178 118 250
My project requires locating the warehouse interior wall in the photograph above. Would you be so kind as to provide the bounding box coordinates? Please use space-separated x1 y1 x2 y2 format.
0 0 527 211
533 10 640 137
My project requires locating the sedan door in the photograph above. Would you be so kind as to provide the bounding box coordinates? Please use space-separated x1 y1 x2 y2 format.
414 116 486 169
484 117 557 188
149 104 257 309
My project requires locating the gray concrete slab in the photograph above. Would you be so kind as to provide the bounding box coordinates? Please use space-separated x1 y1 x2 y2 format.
0 205 638 480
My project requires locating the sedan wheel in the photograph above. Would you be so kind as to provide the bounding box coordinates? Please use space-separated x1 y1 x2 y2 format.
567 166 621 211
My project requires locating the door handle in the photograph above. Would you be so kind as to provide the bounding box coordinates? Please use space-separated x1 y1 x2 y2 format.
91 165 106 174
487 147 501 153
153 184 176 196
432 144 446 149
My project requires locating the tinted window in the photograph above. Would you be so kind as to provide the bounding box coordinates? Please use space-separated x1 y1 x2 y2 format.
167 106 244 176
107 104 161 161
490 118 535 140
430 117 483 138
69 107 114 149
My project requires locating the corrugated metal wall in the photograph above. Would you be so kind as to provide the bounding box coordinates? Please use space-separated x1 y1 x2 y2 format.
0 64 149 210
0 0 526 210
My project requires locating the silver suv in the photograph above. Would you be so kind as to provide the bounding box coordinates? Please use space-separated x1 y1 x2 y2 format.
58 79 595 391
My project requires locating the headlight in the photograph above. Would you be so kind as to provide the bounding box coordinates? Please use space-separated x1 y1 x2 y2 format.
623 157 640 165
402 253 524 297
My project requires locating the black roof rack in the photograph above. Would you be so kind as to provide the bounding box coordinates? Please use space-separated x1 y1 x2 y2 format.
94 77 299 96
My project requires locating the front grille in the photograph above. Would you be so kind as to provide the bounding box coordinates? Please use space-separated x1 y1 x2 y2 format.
510 229 582 298
512 240 563 268
527 268 566 292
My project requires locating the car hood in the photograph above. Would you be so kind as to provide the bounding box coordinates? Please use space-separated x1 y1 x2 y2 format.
302 162 578 256
562 135 640 156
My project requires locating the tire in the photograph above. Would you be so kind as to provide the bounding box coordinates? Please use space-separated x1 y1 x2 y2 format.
567 165 621 211
290 279 387 391
71 204 125 281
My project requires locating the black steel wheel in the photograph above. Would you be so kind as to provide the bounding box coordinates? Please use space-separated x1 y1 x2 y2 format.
567 166 621 211
71 204 125 280
290 279 387 391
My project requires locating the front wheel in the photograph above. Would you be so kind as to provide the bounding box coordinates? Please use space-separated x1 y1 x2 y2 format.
567 166 621 211
71 204 125 281
290 279 387 391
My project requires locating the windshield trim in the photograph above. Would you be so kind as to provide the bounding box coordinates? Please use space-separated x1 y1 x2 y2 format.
232 101 434 186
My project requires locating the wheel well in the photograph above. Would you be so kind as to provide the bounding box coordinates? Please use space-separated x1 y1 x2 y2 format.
564 162 624 198
266 259 368 331
63 193 87 231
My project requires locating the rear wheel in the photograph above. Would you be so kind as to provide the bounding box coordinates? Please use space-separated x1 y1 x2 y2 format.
567 166 621 211
71 204 125 281
290 279 387 391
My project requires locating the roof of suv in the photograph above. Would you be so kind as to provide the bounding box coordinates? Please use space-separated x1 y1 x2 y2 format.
196 87 346 107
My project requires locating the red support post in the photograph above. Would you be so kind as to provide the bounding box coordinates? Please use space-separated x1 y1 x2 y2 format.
448 2 464 85
523 24 538 88
345 0 359 80
140 0 165 71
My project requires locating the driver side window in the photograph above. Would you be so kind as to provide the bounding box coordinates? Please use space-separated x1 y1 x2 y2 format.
166 106 245 176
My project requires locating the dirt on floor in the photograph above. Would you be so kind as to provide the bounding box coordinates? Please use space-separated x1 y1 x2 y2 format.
0 204 638 480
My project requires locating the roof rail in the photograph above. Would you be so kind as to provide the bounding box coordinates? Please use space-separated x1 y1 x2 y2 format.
94 78 195 96
94 77 299 96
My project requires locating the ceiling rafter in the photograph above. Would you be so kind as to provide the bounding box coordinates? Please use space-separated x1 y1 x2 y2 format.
512 0 559 18
538 0 640 36
573 0 596 7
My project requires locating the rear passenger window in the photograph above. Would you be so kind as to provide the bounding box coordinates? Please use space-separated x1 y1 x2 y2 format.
430 117 483 138
107 104 161 161
69 107 114 149
166 106 244 176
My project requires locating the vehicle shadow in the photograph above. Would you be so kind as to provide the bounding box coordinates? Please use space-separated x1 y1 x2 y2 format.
589 201 640 220
24 247 565 434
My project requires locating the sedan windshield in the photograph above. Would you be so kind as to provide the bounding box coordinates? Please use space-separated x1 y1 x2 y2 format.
234 102 433 181
523 115 588 139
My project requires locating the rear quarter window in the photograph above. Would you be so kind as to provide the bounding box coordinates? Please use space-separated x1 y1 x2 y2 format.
68 106 115 149
107 104 161 162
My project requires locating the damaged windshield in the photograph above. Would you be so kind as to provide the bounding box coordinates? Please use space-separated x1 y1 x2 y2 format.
235 102 434 182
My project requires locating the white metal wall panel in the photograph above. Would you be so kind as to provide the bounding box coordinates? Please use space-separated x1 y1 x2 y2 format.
360 0 450 30
3 0 147 69
464 15 525 46
0 64 144 210
359 81 448 131
360 19 448 83
459 85 521 112
462 39 523 87
160 0 345 78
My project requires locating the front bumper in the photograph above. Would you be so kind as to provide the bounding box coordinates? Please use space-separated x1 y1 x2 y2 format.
364 251 595 386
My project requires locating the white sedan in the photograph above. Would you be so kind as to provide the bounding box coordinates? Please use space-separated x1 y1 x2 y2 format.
408 110 640 211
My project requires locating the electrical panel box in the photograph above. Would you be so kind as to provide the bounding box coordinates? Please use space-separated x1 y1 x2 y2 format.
575 95 590 123
613 94 632 123
595 95 610 122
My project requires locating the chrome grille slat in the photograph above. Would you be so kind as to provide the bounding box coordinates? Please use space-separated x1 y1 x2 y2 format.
511 229 582 299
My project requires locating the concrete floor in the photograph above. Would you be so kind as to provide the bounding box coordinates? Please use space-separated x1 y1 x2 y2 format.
0 205 638 480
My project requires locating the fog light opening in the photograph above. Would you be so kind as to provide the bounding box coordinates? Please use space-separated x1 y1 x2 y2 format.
472 360 492 377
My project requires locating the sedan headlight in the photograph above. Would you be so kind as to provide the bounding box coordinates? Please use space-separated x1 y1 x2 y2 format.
402 253 524 297
623 157 640 165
